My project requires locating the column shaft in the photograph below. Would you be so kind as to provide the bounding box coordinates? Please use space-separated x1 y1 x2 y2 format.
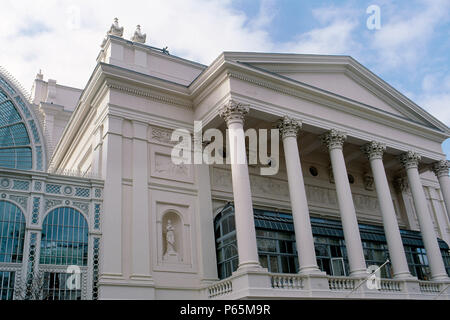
279 117 321 274
401 152 448 281
433 160 450 220
362 142 411 279
323 130 367 277
220 101 261 271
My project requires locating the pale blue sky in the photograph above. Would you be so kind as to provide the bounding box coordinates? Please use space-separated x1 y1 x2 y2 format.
1 0 449 157
231 0 450 158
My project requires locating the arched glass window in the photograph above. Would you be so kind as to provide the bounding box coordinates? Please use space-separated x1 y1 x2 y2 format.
40 207 89 266
0 88 32 170
0 200 26 263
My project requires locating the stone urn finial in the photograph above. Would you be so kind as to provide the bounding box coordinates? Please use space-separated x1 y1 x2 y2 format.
131 24 146 43
108 17 124 37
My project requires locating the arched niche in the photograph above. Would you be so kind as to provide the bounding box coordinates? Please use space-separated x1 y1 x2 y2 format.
162 211 183 263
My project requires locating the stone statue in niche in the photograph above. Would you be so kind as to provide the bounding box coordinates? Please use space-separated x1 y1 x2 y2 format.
166 219 176 254
164 219 178 262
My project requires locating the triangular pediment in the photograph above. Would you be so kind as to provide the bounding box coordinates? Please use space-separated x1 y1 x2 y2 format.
222 53 449 134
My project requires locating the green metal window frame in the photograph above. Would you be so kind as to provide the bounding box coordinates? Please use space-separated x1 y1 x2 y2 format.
0 87 32 170
214 204 450 280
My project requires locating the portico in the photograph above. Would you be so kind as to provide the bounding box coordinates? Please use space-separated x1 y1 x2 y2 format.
43 27 450 299
209 98 449 297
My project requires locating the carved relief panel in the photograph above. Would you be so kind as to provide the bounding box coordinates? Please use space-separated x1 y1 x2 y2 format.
149 144 194 184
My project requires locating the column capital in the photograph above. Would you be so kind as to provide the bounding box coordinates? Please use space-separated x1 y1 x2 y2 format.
399 151 421 170
361 141 386 161
320 129 347 150
277 116 302 139
432 160 450 178
219 100 249 126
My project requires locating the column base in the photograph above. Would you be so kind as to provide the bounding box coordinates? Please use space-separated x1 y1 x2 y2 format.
350 269 369 278
237 261 264 273
431 274 450 282
393 272 416 280
299 265 327 276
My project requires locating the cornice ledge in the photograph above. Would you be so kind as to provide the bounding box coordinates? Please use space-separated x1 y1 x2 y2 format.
226 70 447 142
345 62 450 135
106 83 192 109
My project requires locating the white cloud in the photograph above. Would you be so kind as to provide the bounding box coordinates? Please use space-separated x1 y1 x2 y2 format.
1 0 448 136
280 6 359 54
0 0 364 91
369 0 450 69
416 72 450 126
418 93 450 126
0 0 275 90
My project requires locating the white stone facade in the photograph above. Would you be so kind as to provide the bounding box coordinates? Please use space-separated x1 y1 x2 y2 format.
1 20 450 300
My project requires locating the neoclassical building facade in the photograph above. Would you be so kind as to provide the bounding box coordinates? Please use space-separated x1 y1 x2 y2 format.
1 20 450 299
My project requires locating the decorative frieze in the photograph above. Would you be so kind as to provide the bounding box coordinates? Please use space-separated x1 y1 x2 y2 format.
0 178 10 188
34 181 42 191
28 120 40 143
31 197 40 224
320 129 347 150
92 237 100 300
35 146 43 171
9 195 28 210
151 127 176 145
361 141 386 161
277 116 301 139
45 184 61 194
363 174 375 191
219 100 249 126
44 199 63 211
63 186 73 195
13 180 30 191
155 153 189 177
399 151 421 170
94 204 101 229
25 232 38 300
75 187 90 198
432 160 449 178
107 83 192 108
394 177 409 193
73 201 89 215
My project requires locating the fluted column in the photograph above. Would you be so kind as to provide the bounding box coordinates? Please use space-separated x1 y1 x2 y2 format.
432 160 450 220
321 130 367 277
219 100 261 271
362 142 412 279
278 117 321 275
400 152 448 281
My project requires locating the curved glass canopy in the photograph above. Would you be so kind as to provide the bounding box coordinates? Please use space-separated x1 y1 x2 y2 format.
0 88 32 170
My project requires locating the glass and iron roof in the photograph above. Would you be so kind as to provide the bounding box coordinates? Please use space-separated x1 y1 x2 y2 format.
0 86 32 170
215 204 450 250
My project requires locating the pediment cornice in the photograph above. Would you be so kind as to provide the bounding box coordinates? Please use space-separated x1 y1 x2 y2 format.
210 53 449 135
